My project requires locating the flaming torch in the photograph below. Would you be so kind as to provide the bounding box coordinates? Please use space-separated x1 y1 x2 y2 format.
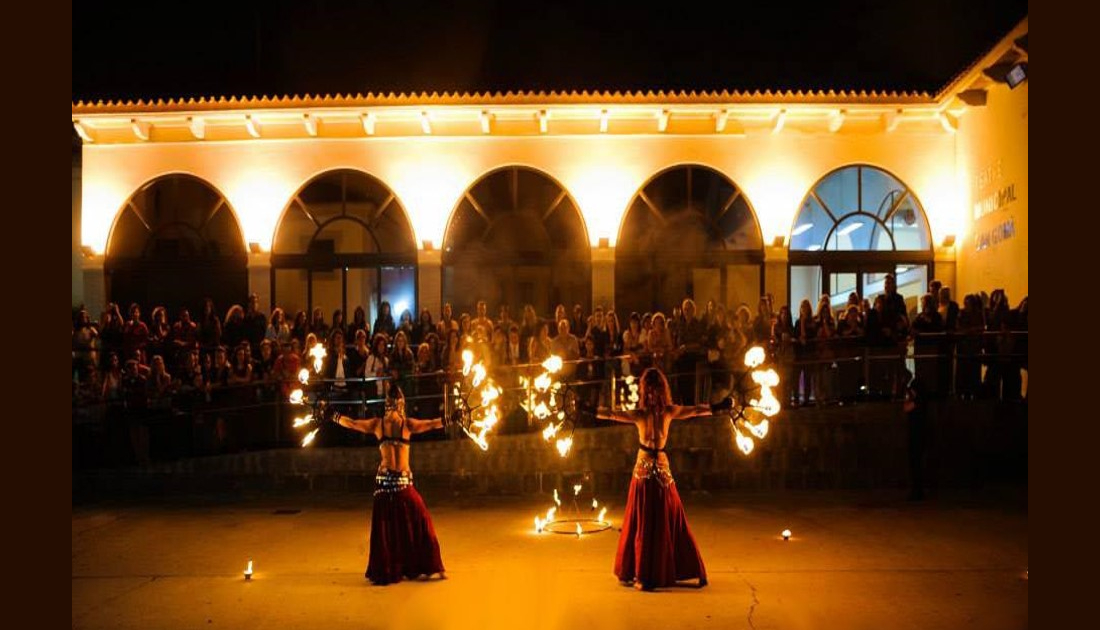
722 346 784 456
451 345 503 450
521 354 580 458
286 342 337 448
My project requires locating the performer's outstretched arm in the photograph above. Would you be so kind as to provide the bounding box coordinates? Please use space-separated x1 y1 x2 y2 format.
670 396 733 421
407 417 445 434
597 408 637 424
333 412 380 434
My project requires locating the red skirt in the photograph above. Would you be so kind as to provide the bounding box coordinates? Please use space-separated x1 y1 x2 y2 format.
614 464 707 588
366 473 445 584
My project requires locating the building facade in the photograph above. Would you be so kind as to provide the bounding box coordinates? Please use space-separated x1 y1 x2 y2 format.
72 20 1027 323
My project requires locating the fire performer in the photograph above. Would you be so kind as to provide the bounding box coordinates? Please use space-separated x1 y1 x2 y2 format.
597 367 731 591
323 385 450 584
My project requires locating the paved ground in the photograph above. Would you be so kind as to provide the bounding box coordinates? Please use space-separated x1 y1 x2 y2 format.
73 488 1027 630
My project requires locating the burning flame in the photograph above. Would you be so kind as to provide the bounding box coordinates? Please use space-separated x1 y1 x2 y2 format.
553 489 561 507
592 498 598 509
461 349 474 376
308 343 327 374
576 523 582 537
298 368 310 384
244 559 253 578
745 346 766 368
471 363 487 387
301 428 320 447
292 414 313 428
782 528 792 541
542 422 561 441
547 506 557 522
534 373 552 392
534 516 543 533
555 437 573 457
288 389 304 405
454 346 502 451
733 425 754 455
542 355 563 374
744 419 770 439
573 484 582 496
597 507 608 523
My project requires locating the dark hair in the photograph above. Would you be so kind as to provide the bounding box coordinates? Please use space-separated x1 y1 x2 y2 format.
385 383 405 409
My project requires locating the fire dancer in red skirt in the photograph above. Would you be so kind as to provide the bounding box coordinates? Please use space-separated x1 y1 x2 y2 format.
325 385 448 584
598 367 731 591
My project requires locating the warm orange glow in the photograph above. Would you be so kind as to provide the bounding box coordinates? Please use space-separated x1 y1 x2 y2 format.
555 437 573 457
288 389 304 405
734 426 755 455
308 343 327 374
301 428 319 447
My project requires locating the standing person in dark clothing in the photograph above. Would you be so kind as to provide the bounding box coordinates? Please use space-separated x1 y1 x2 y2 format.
223 305 246 351
903 371 929 501
571 304 588 340
374 301 396 339
244 293 267 356
879 273 910 399
673 299 708 404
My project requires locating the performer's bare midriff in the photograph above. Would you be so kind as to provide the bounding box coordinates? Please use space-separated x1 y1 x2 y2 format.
597 367 729 590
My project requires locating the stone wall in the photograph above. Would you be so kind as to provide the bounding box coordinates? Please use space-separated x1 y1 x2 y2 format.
74 401 1027 499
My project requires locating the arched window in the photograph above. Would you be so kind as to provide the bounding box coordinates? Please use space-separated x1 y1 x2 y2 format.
616 165 763 316
789 165 933 311
106 175 246 318
442 167 590 317
272 170 416 329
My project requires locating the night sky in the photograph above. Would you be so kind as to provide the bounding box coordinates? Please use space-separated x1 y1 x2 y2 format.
73 0 1027 102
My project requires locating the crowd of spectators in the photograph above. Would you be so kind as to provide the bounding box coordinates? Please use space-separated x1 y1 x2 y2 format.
72 274 1027 463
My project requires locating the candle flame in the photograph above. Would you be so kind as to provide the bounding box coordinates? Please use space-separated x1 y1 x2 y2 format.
244 559 253 576
576 522 582 537
782 528 792 540
288 389 304 405
573 484 582 496
298 368 310 384
592 498 598 509
598 507 608 523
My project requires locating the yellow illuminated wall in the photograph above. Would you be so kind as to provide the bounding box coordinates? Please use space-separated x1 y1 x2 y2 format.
79 132 957 257
955 81 1029 303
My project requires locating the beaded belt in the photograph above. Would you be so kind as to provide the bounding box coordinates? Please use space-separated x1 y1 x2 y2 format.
633 459 674 487
374 470 414 495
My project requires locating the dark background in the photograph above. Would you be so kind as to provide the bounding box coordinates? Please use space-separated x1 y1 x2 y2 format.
74 0 1028 102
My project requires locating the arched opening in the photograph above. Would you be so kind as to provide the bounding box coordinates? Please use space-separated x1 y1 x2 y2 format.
106 174 247 317
442 166 591 317
615 165 764 316
788 164 933 311
271 169 417 329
